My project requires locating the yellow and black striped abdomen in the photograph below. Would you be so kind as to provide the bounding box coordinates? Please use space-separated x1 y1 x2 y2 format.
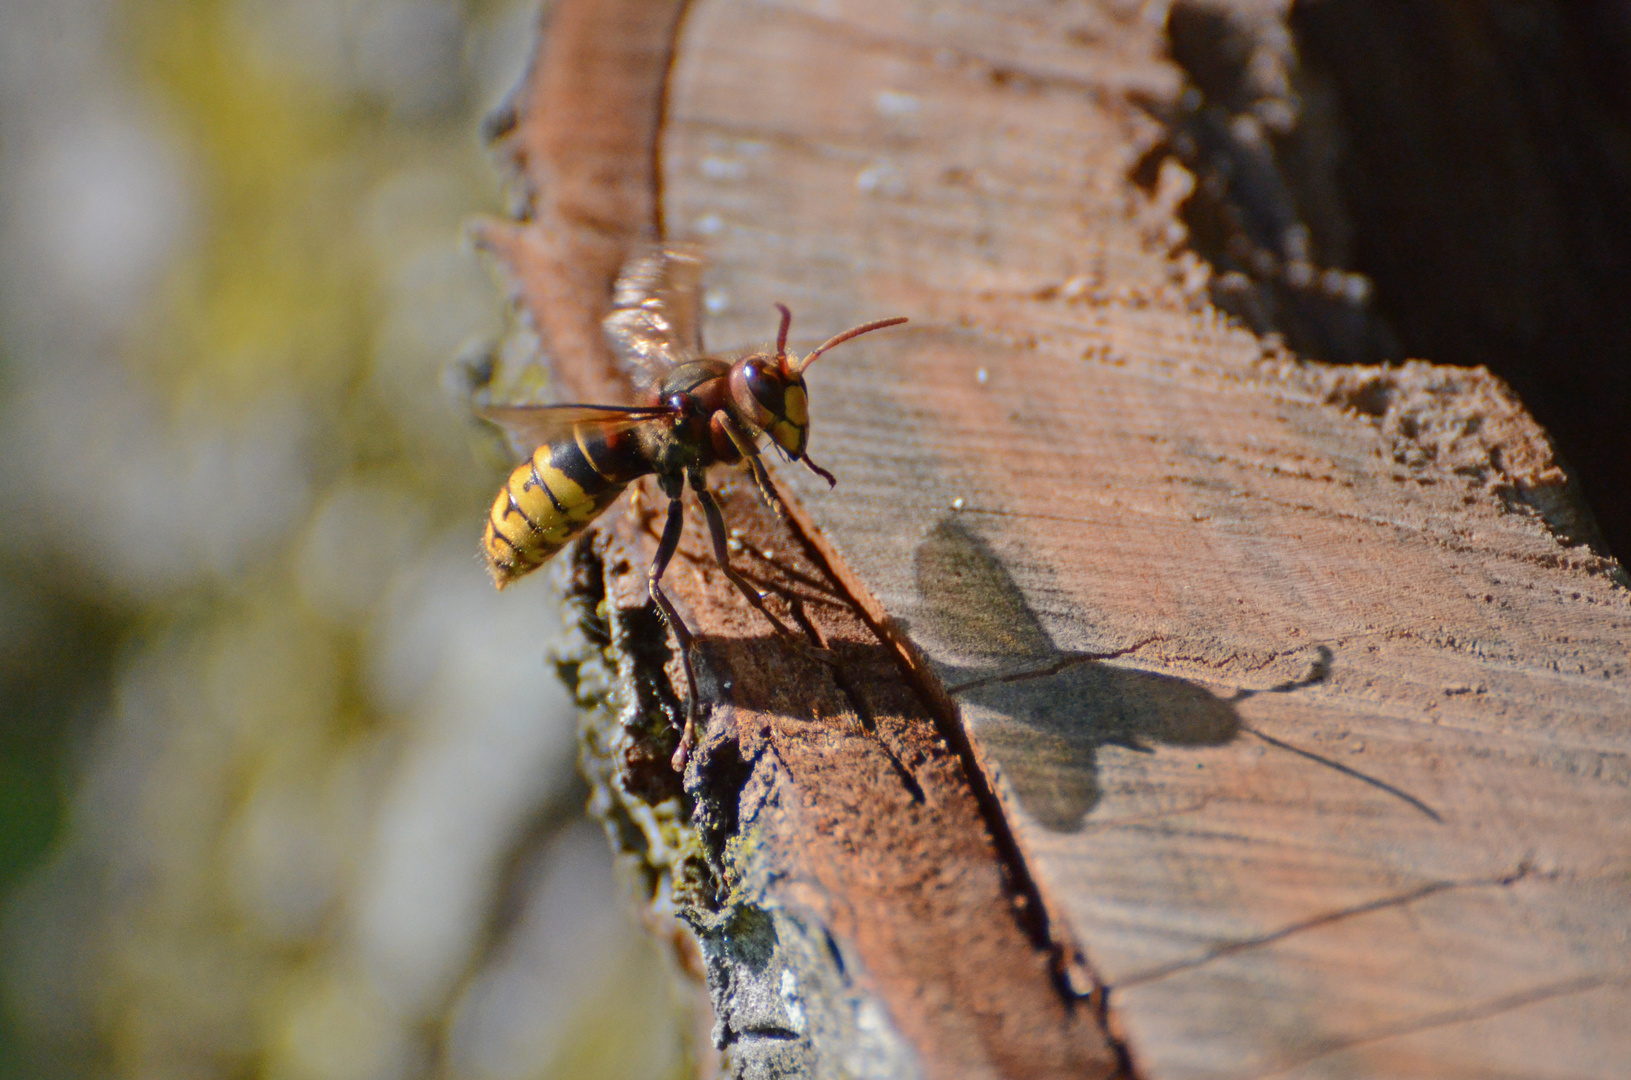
483 423 649 587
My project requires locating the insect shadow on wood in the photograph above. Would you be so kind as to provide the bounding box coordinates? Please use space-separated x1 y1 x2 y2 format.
910 516 1242 833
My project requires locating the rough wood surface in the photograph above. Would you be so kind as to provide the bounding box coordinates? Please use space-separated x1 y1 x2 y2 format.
484 0 1631 1078
658 1 1631 1078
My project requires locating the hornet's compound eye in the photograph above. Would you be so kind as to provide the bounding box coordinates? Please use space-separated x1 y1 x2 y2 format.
742 361 786 421
729 357 776 430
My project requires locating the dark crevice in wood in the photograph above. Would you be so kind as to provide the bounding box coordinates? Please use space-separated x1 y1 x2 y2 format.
1139 1 1398 368
1149 0 1631 565
1289 0 1631 565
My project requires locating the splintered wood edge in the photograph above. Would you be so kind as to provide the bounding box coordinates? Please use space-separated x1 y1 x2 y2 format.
476 0 1123 1075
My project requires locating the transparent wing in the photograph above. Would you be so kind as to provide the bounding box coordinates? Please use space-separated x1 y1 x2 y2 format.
603 245 706 390
477 402 668 456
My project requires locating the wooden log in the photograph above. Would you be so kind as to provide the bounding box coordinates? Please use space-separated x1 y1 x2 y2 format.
481 0 1631 1077
479 0 1118 1076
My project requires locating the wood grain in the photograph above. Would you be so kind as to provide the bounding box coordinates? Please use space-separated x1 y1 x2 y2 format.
658 1 1631 1078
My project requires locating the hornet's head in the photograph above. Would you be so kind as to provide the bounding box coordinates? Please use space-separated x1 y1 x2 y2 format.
728 304 908 463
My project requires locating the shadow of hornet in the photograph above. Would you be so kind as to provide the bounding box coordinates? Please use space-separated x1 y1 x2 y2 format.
911 517 1242 834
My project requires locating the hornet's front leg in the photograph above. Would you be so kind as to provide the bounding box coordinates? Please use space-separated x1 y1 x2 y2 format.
716 412 788 519
648 473 701 770
689 468 795 639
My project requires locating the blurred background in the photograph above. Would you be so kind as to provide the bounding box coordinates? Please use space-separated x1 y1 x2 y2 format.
0 1 687 1077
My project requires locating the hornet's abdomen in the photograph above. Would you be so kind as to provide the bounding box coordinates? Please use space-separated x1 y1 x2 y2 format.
483 423 649 587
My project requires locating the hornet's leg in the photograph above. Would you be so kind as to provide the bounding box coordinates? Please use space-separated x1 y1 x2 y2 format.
690 468 794 638
649 474 700 770
717 412 788 519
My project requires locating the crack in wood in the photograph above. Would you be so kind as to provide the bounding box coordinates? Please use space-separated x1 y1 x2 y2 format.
1111 864 1537 990
1231 643 1333 686
1254 971 1629 1079
945 637 1166 695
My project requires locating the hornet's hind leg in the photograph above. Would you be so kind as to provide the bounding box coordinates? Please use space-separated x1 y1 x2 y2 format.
648 474 701 770
690 468 794 639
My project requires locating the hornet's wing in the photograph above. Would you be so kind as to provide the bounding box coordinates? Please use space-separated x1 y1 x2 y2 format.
602 245 706 391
